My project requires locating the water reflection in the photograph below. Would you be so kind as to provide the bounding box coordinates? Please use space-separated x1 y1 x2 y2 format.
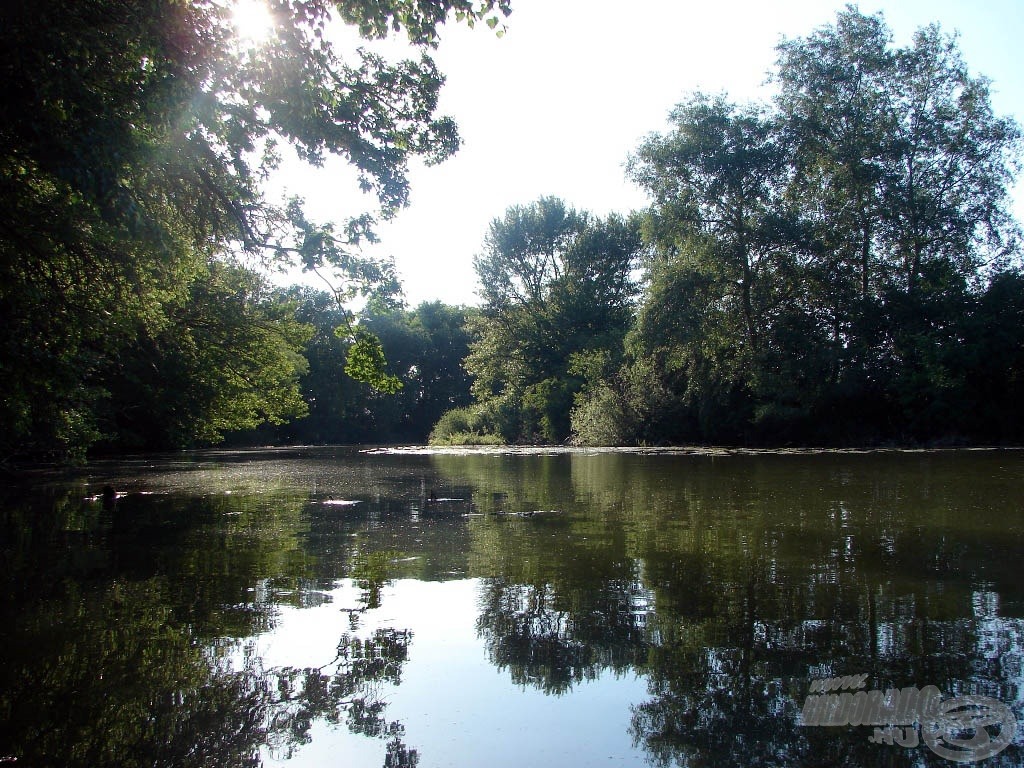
439 450 1024 765
476 575 651 695
0 480 419 768
0 448 1021 766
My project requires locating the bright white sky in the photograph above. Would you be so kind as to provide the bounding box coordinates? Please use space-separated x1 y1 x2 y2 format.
269 0 1024 307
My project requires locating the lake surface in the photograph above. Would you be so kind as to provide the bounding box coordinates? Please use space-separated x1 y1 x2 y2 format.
1 447 1022 767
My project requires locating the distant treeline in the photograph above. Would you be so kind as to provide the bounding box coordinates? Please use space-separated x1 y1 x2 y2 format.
228 293 475 446
3 4 1022 461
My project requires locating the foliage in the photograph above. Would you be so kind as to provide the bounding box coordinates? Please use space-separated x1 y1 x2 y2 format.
469 6 1021 448
0 0 509 460
441 7 1023 448
614 6 1022 446
7 0 1021 455
568 382 631 446
428 404 508 445
0 487 420 768
441 197 642 443
345 329 404 395
100 262 312 450
230 291 476 445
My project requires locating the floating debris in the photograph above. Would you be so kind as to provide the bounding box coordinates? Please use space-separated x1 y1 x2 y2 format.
493 510 558 518
322 499 361 506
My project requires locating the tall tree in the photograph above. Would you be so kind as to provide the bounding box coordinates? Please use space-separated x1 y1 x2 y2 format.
618 6 1021 445
774 6 1021 402
629 95 801 357
775 8 895 303
460 198 641 442
882 24 1021 293
625 96 820 440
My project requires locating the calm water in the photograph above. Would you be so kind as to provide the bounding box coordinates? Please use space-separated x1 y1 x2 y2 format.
1 447 1022 767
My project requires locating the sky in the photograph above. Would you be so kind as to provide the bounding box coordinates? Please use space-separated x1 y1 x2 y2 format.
269 0 1024 307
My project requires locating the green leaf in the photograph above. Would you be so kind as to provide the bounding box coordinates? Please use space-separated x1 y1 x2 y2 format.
345 330 403 394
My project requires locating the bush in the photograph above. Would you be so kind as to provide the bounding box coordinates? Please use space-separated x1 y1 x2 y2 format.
430 430 505 446
428 406 506 445
522 378 575 443
570 384 632 446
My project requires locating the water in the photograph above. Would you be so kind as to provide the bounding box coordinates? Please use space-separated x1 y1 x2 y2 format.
1 447 1022 767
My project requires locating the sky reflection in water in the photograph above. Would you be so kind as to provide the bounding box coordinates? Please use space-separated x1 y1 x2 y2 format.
255 578 648 767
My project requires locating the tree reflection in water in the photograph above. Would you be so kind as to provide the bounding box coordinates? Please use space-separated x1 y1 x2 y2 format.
2 449 1023 767
260 627 416 763
453 451 1024 767
0 485 419 768
476 578 651 694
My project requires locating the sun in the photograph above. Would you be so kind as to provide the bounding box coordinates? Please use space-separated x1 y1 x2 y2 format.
231 0 275 45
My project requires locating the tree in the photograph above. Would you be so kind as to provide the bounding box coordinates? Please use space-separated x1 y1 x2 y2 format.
0 0 510 460
774 6 1021 433
234 290 475 445
455 197 641 443
629 95 796 358
963 271 1024 440
617 7 1021 445
624 237 758 442
882 25 1020 293
398 301 477 435
625 96 822 441
101 262 312 450
775 8 896 304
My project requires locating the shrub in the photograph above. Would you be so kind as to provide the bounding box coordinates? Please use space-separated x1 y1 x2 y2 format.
570 384 631 446
428 406 506 445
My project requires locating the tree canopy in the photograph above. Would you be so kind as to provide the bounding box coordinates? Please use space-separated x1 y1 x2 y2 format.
0 0 509 460
431 197 641 444
236 290 476 445
610 6 1022 445
4 3 1022 458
